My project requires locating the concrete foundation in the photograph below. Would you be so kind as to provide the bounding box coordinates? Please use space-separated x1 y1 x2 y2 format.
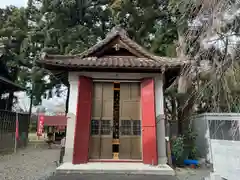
56 162 175 176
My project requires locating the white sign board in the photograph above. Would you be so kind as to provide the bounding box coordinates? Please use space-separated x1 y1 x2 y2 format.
211 139 240 180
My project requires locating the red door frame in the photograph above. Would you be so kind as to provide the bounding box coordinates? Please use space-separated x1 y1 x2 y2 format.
141 78 158 165
72 77 157 165
72 76 92 164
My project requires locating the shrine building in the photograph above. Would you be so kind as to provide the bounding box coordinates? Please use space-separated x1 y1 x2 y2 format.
38 26 185 166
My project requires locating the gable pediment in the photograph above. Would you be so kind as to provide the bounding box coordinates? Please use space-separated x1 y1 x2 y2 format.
80 26 155 60
86 36 146 58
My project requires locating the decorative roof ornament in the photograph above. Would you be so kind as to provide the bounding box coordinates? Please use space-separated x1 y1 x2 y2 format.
114 44 120 51
107 25 128 37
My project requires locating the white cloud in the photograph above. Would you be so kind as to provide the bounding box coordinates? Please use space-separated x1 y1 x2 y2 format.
14 84 67 113
0 0 26 8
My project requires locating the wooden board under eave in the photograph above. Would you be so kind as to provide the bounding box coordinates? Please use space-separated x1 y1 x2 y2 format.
72 76 93 164
141 78 157 165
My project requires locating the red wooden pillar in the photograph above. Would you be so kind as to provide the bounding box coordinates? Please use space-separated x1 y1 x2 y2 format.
141 78 157 165
72 76 92 164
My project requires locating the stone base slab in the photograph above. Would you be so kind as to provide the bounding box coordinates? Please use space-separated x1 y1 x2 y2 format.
56 162 175 176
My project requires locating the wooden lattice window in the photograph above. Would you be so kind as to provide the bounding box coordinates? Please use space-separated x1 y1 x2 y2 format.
121 120 132 135
100 120 111 135
91 120 99 135
133 120 141 136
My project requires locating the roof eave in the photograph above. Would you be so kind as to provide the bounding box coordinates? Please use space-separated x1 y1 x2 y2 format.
0 76 25 92
37 61 183 73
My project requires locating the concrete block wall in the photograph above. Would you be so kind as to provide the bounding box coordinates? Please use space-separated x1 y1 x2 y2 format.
192 114 212 163
193 113 240 180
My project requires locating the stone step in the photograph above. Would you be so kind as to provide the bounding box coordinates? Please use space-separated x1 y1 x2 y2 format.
56 162 175 176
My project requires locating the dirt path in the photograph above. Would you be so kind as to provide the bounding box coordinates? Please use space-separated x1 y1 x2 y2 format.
0 145 60 180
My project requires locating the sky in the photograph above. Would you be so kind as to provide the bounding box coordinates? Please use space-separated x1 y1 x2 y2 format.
15 91 66 113
0 0 26 8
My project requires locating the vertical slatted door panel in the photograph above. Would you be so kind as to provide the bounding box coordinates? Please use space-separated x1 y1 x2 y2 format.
129 83 141 160
119 83 131 159
141 78 157 165
72 76 93 164
119 82 141 160
89 82 102 159
100 83 114 159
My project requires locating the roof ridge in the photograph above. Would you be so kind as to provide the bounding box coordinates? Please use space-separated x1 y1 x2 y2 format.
118 35 158 61
106 25 128 37
79 29 118 58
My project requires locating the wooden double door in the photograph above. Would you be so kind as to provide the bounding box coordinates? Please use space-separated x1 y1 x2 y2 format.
89 82 142 160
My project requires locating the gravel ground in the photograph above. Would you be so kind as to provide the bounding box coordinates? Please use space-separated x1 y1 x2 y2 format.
0 145 60 180
0 144 209 180
175 167 210 180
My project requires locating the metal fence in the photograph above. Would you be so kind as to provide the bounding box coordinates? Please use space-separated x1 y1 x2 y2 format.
0 110 30 154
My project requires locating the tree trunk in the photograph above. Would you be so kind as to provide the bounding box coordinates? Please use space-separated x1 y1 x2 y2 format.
6 91 14 111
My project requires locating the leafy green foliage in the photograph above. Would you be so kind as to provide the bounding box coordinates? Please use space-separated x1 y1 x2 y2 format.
0 0 182 106
171 128 198 165
1 0 239 143
171 136 185 161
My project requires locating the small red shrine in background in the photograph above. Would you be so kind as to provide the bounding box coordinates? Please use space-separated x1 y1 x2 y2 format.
36 113 67 141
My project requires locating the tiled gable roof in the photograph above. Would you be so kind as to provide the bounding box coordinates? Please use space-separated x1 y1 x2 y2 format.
38 26 187 71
